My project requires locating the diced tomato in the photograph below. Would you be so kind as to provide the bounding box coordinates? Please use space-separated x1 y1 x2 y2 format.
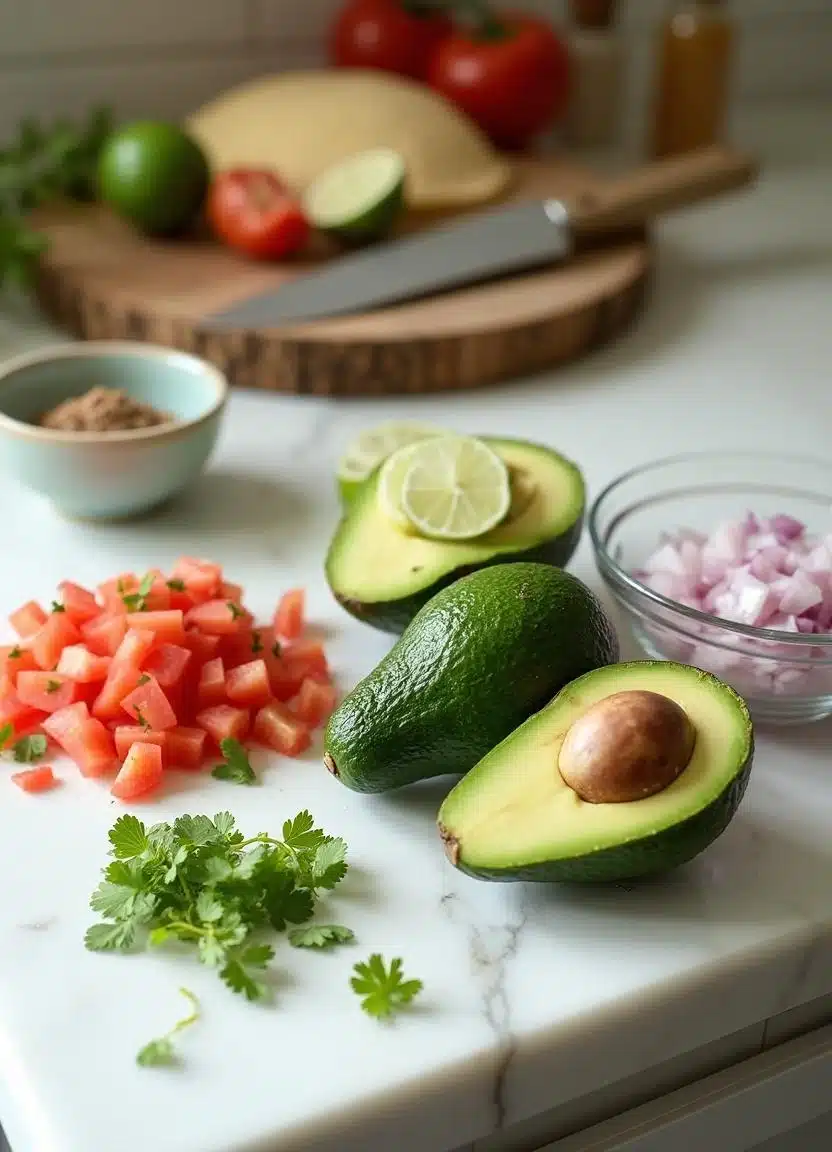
56 581 99 625
0 687 46 736
182 630 221 664
97 573 138 614
253 702 311 757
114 726 168 762
12 766 58 793
63 718 119 778
0 645 39 684
186 600 248 636
16 671 80 714
220 581 244 603
289 677 337 728
92 662 145 722
9 600 48 638
226 659 272 708
42 701 90 749
142 643 191 690
56 645 111 683
121 675 177 731
284 639 329 678
216 629 260 669
112 627 155 669
111 742 164 801
166 726 207 770
197 657 226 706
166 583 197 613
140 570 172 612
31 613 82 670
195 704 250 747
170 557 222 603
125 610 185 644
273 589 305 641
81 613 127 657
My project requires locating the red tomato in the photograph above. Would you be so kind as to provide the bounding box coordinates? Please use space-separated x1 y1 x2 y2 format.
113 627 155 669
0 645 39 684
57 581 99 625
428 13 571 149
114 726 168 763
197 657 226 707
42 701 89 749
124 610 185 644
16 671 80 714
63 718 119 778
111 742 164 801
220 581 244 604
207 170 310 262
170 557 222 603
166 726 207 771
273 589 305 641
55 645 111 683
187 600 249 637
97 573 138 614
142 643 191 689
183 630 221 665
9 600 48 638
226 659 272 709
31 612 82 671
12 766 58 793
81 614 127 657
121 675 178 731
195 704 250 747
253 702 311 758
0 687 46 735
92 662 145 722
289 677 338 728
329 0 453 80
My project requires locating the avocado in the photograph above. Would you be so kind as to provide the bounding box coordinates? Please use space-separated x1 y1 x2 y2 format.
323 562 618 794
325 437 585 634
437 661 754 884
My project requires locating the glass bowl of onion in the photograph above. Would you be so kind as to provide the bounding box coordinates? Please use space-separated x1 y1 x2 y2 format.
589 451 832 725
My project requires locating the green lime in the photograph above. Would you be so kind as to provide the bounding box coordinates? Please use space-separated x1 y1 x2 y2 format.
337 420 443 508
303 148 406 246
97 121 210 237
397 435 511 541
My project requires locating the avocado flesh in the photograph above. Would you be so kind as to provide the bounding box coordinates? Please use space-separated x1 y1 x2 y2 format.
323 562 619 794
438 661 754 884
325 437 585 634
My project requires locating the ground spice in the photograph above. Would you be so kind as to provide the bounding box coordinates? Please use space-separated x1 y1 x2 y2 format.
39 387 172 432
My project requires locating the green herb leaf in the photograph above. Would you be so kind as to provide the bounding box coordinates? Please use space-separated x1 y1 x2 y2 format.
220 957 267 1002
12 733 47 763
0 723 12 751
251 631 263 654
44 678 62 694
211 738 257 786
350 955 423 1020
312 838 349 891
289 924 355 950
84 920 137 952
121 571 155 612
109 814 148 858
137 987 200 1068
281 810 324 853
227 601 244 620
166 578 185 592
8 646 23 659
50 600 65 613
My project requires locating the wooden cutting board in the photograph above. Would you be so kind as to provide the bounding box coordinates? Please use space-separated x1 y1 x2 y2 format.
32 156 650 397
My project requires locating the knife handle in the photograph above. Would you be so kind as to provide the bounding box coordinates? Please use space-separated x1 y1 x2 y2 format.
567 146 759 238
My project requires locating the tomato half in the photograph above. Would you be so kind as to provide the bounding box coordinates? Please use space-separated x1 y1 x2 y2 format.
329 0 453 81
207 169 310 261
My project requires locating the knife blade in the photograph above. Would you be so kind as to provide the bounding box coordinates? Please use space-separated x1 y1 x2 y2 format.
202 146 757 331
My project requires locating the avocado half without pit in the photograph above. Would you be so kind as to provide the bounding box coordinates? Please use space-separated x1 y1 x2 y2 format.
437 661 755 884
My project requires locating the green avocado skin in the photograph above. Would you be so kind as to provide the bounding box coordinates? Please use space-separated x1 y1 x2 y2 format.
443 746 754 885
323 562 619 794
334 515 584 636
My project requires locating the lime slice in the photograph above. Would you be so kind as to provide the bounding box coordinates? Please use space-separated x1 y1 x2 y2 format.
398 436 511 541
378 440 430 531
303 148 406 246
337 420 442 507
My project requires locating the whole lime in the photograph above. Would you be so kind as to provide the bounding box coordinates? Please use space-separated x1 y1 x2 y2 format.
97 121 210 237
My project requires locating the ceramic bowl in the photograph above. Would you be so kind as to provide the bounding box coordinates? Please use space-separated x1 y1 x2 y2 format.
0 341 228 520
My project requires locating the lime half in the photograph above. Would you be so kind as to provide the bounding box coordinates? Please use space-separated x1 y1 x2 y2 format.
338 420 442 507
303 148 406 246
398 436 511 541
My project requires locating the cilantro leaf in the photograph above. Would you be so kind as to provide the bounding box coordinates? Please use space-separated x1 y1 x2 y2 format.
195 891 224 923
227 601 244 620
50 600 65 613
8 646 23 660
289 924 355 950
109 814 148 859
350 955 423 1020
89 882 139 920
173 814 218 846
137 987 200 1068
84 920 137 952
212 811 238 840
220 956 267 1001
241 943 274 968
312 838 348 891
211 738 257 786
198 936 226 968
282 810 324 853
0 723 11 751
166 578 185 592
44 678 62 694
12 733 47 763
121 571 155 612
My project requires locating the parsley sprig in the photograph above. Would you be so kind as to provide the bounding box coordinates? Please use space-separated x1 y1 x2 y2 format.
85 810 351 1001
351 955 424 1020
137 987 200 1068
0 723 47 764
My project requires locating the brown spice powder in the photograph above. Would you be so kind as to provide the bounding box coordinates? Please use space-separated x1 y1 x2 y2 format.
39 387 173 433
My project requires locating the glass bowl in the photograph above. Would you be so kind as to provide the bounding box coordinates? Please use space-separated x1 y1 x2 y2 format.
589 451 832 725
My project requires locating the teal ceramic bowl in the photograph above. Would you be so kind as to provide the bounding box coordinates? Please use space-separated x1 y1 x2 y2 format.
0 341 228 520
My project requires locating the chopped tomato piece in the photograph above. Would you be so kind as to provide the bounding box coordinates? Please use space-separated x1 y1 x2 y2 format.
114 726 168 762
139 570 172 612
195 704 250 747
0 687 46 735
42 701 90 749
121 675 177 731
166 583 196 613
182 630 221 664
112 627 155 669
0 645 39 684
12 766 58 793
170 557 222 603
111 742 164 800
31 613 82 671
217 629 260 669
56 581 99 625
142 643 191 689
166 726 207 770
253 702 311 757
289 677 337 728
56 645 111 683
9 600 48 638
186 600 249 636
125 610 185 644
273 589 305 641
63 718 119 778
220 581 244 603
92 662 145 722
81 613 127 657
16 671 80 714
226 659 271 708
284 639 329 678
197 657 226 706
97 573 138 614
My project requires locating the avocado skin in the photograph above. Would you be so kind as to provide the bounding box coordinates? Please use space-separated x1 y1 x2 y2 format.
440 742 754 885
323 562 619 794
332 515 584 636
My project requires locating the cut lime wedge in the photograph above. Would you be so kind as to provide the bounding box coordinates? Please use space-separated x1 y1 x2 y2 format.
337 420 442 507
303 148 406 246
398 435 511 541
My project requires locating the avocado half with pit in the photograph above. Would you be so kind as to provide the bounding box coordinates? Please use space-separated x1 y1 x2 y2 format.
325 437 585 634
438 661 754 884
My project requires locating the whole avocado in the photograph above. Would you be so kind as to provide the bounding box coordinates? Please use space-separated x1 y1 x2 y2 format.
323 562 619 794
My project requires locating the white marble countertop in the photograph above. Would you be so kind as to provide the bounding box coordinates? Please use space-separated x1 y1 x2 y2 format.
1 103 831 1152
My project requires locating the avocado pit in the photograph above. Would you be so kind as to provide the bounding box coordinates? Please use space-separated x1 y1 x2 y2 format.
557 690 696 804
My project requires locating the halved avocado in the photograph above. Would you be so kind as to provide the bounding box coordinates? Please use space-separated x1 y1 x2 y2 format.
325 437 585 634
437 661 754 884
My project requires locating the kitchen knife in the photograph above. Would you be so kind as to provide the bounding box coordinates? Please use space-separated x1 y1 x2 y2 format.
203 146 758 330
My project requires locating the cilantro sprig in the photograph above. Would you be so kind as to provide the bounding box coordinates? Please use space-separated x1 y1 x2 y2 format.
350 955 423 1020
137 987 200 1068
85 810 352 1002
211 737 257 786
120 572 155 613
0 723 48 764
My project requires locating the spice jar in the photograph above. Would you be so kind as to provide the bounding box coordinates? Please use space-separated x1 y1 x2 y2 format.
565 0 624 148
